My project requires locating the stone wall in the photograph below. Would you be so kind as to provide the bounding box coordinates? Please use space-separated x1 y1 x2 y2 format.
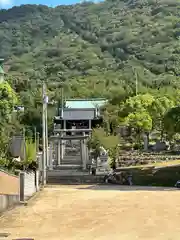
24 172 37 199
0 170 19 214
0 170 19 195
0 170 40 213
0 194 19 213
20 171 39 201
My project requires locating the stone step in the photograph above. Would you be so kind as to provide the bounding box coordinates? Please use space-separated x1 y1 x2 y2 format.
47 174 105 184
62 157 82 165
61 162 82 165
47 169 89 176
63 153 80 156
62 157 81 161
63 155 81 159
52 164 83 170
62 157 81 160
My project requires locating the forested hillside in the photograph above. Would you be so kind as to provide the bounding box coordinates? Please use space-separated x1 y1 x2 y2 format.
1 0 180 99
0 0 180 143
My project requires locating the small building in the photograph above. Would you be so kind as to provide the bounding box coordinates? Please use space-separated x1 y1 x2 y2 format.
54 98 107 135
49 98 108 171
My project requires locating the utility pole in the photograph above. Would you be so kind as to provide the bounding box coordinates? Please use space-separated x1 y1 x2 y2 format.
36 132 40 153
61 87 63 115
34 126 37 156
132 67 138 96
60 84 64 118
42 82 47 185
135 69 138 96
45 99 49 168
23 127 26 171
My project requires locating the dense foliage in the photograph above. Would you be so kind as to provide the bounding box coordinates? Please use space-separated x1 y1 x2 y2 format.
1 0 180 96
0 0 180 164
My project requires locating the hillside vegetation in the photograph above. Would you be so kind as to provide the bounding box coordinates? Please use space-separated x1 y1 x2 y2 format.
0 0 180 168
0 0 180 99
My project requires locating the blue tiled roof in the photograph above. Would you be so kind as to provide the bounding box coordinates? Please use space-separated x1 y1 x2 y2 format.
65 98 107 109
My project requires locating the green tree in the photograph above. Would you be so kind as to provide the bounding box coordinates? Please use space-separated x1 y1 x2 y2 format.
0 82 18 122
0 82 19 161
125 111 152 144
123 94 155 115
163 106 180 140
88 128 120 167
150 96 174 139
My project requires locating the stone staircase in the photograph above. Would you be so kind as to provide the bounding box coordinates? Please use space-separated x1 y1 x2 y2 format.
47 170 105 184
53 139 83 170
47 139 108 184
62 140 82 167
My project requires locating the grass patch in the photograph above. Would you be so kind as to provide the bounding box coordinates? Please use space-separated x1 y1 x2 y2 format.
119 159 180 170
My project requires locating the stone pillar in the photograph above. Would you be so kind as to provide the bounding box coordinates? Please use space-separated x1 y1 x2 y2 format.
46 147 49 168
38 153 43 172
88 120 92 137
82 132 87 170
49 142 53 170
80 139 82 165
89 119 91 129
60 120 66 163
60 134 65 163
19 172 25 202
35 171 40 191
83 139 88 167
86 140 89 164
57 140 61 165
64 120 66 129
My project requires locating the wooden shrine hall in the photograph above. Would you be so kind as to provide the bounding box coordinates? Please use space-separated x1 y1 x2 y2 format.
48 98 107 171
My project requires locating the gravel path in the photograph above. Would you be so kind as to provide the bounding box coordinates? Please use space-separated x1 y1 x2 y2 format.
0 185 180 240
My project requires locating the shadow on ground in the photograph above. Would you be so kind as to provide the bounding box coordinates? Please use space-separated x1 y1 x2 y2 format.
76 184 179 191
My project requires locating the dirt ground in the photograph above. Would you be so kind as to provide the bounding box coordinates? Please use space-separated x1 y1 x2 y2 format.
0 185 180 240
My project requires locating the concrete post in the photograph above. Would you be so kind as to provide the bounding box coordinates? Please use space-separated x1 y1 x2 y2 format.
60 120 66 163
35 171 39 191
82 132 86 170
60 132 64 164
64 120 66 129
57 140 61 165
85 140 89 165
84 139 88 168
46 147 49 168
19 172 25 202
80 139 83 169
89 119 91 130
38 153 43 172
49 142 53 170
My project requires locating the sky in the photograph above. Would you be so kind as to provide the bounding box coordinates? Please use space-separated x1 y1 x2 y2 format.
0 0 89 8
